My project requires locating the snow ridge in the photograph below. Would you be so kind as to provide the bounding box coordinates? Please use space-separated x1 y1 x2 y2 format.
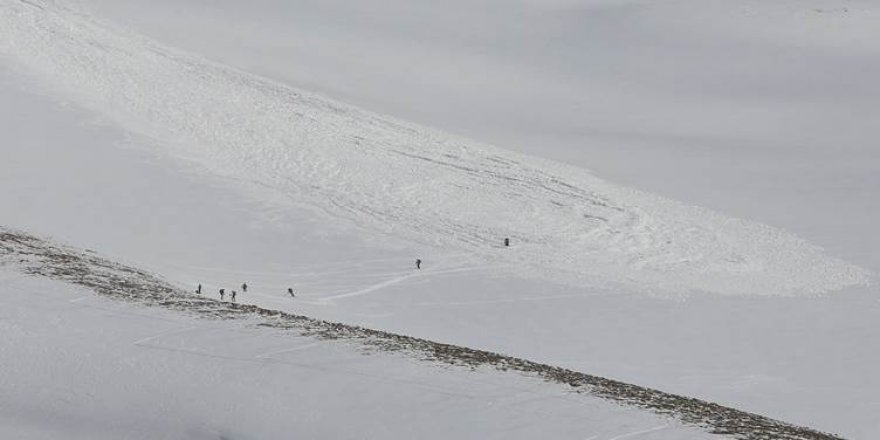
0 0 870 296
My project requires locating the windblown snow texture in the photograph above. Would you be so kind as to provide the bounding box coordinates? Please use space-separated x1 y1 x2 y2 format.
0 0 869 297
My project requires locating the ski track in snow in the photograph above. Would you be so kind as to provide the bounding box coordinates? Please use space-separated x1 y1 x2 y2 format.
0 0 871 297
320 273 419 302
608 425 669 440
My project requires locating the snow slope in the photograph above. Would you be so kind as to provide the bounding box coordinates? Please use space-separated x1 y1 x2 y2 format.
4 228 843 440
4 81 875 437
0 0 869 298
1 271 720 440
1 0 879 438
75 0 880 278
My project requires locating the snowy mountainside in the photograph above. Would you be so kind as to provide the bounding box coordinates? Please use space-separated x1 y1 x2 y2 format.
1 271 724 440
0 0 869 297
0 227 847 440
3 0 880 438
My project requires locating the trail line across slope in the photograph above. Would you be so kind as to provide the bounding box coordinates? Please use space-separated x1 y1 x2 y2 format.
609 425 670 440
321 273 418 302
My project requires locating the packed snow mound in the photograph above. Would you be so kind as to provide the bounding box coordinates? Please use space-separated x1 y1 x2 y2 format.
0 0 870 296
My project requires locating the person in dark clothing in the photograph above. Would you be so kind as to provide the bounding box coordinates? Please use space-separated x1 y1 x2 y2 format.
231 290 237 303
241 283 247 293
416 259 422 269
196 283 202 294
219 288 225 300
288 287 295 298
504 238 510 247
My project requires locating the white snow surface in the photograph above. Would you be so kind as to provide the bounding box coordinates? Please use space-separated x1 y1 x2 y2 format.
0 271 715 440
0 0 869 297
2 0 880 439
